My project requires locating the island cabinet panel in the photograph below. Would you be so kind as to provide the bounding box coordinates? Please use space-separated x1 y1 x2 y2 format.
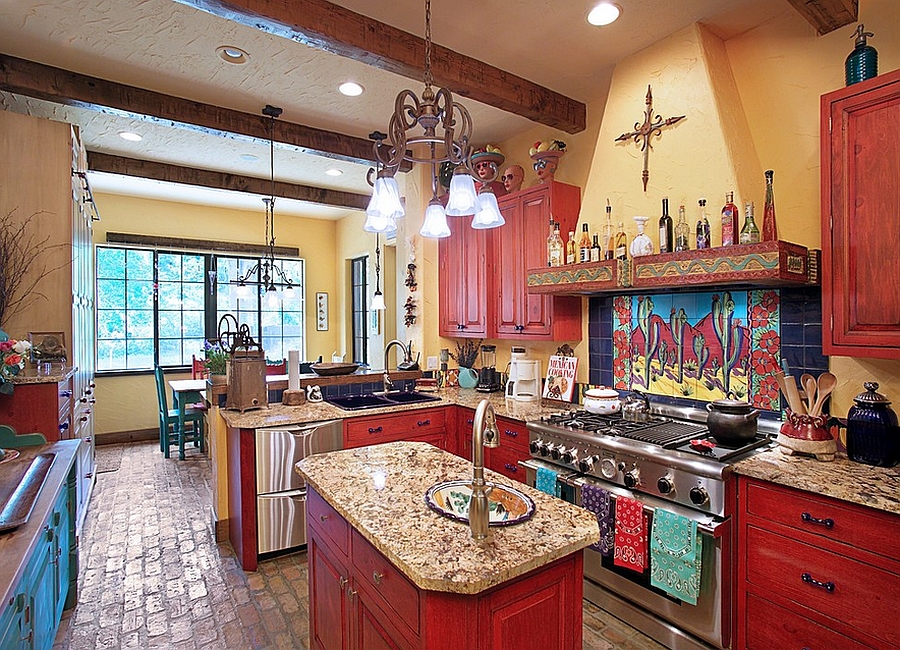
309 536 350 650
822 67 900 359
736 476 900 649
344 408 448 450
493 182 582 341
438 215 489 338
487 417 529 483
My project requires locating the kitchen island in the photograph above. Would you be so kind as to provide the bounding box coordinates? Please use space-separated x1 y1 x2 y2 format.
297 441 599 650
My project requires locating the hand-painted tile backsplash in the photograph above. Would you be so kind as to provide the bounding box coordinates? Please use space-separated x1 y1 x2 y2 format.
590 287 827 413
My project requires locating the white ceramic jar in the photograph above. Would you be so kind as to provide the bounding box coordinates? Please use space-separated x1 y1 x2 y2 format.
583 387 621 414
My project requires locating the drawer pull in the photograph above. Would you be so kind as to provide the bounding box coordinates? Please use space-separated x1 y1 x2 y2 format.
60 390 73 397
372 571 383 585
417 420 431 427
801 572 835 593
368 426 383 434
347 588 357 599
59 422 69 432
84 473 93 479
319 514 329 523
466 419 474 426
339 576 348 589
800 512 834 528
504 463 518 472
503 429 518 438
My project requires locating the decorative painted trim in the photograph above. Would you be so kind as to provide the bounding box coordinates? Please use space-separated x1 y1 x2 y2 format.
527 260 620 293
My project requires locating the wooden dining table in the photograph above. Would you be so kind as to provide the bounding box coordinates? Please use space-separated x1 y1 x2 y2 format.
167 378 207 438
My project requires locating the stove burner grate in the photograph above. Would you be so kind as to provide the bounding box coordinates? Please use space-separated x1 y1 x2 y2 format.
628 421 709 446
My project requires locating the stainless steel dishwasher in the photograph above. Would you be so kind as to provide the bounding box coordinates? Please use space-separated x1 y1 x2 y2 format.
255 419 343 554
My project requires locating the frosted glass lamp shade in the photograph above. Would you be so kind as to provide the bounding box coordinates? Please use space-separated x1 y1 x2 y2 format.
282 284 296 299
370 290 386 311
419 199 451 238
365 175 404 233
236 282 251 299
444 170 479 216
264 286 280 308
471 190 506 229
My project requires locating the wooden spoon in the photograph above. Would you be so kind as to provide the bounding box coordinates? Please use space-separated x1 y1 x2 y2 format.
775 370 805 414
800 373 816 414
811 372 837 416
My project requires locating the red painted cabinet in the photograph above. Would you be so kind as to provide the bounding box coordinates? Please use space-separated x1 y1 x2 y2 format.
493 182 582 340
438 215 489 338
344 408 449 451
822 67 900 359
735 476 900 649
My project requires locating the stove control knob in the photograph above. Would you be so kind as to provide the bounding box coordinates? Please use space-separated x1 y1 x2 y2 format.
550 445 564 461
623 468 641 488
537 441 551 457
561 448 577 464
529 439 541 454
578 455 597 473
690 486 709 506
657 476 675 495
600 458 618 479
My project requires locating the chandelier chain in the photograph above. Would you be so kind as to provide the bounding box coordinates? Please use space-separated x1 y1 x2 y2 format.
424 0 433 88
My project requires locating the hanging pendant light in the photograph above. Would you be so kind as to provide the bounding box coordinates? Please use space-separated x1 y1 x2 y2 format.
471 187 506 229
371 232 386 311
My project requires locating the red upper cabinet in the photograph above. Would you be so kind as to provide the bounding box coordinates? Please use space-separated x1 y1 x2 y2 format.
438 215 489 338
493 182 582 340
822 68 900 359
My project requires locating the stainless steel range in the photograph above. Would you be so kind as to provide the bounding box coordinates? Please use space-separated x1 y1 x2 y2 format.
522 404 778 650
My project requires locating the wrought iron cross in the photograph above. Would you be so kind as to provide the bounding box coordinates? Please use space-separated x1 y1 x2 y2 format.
615 85 685 192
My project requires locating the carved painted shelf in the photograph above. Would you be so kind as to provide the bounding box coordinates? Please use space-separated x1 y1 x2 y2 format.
526 241 819 295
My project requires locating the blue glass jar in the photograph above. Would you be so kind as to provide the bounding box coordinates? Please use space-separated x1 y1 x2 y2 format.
846 382 899 467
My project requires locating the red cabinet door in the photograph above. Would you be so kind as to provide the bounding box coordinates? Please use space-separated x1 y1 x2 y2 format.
822 68 900 358
309 536 350 650
438 216 488 338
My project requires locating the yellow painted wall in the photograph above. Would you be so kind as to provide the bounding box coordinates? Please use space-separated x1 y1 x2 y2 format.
92 192 339 434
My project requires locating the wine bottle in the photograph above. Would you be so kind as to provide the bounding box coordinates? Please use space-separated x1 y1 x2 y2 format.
604 200 615 260
614 222 628 260
566 230 577 265
762 170 778 241
548 221 564 267
696 199 711 249
674 204 690 252
546 218 555 267
590 233 602 263
579 223 592 263
721 191 738 246
658 197 673 253
739 201 760 245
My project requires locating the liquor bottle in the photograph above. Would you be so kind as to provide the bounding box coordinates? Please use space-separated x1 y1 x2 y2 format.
548 221 563 267
614 221 628 260
590 233 602 262
565 230 577 265
721 191 738 246
604 200 615 260
579 223 592 263
546 219 555 267
762 170 778 241
674 204 690 252
739 201 760 245
696 199 711 249
658 197 673 253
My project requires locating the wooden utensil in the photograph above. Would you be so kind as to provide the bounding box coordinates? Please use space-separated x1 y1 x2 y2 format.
801 373 816 414
775 370 805 414
811 372 837 416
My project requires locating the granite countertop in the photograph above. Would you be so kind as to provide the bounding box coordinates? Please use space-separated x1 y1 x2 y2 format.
733 448 900 516
8 366 76 385
297 441 599 595
219 387 566 429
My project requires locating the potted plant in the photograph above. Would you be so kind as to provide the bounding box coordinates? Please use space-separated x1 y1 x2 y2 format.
203 340 228 384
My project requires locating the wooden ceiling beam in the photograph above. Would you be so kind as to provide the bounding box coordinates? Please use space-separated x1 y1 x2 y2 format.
87 152 370 211
783 0 857 35
175 0 587 134
0 53 407 170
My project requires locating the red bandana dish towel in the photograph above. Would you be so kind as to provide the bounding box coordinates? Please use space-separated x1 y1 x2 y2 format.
613 495 647 572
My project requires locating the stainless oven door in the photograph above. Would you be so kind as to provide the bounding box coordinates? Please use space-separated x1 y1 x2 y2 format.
570 476 731 650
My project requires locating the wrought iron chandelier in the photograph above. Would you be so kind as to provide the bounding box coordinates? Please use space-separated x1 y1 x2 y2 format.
233 104 296 304
365 0 505 238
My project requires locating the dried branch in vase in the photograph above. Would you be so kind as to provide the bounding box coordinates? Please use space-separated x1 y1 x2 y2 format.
449 339 482 368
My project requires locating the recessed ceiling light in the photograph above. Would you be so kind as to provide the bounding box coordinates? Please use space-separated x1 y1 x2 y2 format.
240 153 259 162
587 2 621 26
118 131 143 142
216 45 250 65
339 82 364 97
325 168 343 177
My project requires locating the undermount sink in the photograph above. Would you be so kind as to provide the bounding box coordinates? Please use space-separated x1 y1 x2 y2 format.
325 391 442 411
424 480 536 527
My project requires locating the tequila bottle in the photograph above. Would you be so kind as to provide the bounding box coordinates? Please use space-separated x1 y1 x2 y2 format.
614 222 628 260
548 220 564 267
579 223 592 263
696 199 711 250
674 204 690 252
721 191 738 246
590 233 602 262
565 230 577 265
739 201 760 245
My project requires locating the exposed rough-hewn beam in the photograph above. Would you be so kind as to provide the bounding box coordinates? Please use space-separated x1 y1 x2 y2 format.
88 152 370 211
0 53 407 170
174 0 587 134
784 0 857 35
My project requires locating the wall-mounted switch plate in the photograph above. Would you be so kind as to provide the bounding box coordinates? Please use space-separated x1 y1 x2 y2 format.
426 356 438 370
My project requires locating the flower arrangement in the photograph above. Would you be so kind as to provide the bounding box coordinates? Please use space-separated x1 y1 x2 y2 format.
202 340 228 375
0 337 33 395
450 339 482 369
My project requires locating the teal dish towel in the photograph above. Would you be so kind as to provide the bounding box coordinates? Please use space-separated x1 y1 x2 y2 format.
535 466 559 497
649 508 701 605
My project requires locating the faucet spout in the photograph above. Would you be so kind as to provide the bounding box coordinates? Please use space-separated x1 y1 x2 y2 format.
470 399 500 540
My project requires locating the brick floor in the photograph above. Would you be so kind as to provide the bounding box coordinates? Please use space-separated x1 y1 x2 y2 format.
54 441 666 649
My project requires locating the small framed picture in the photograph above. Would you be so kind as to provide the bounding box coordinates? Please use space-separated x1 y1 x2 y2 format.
29 331 68 362
316 292 329 331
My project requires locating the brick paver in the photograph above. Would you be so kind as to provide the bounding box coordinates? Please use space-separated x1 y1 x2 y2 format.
54 441 665 649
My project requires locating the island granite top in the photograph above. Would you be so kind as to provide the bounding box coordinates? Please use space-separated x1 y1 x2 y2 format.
733 447 900 516
297 441 600 595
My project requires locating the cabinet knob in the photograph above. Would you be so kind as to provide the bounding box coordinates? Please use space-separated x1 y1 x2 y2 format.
60 390 73 397
515 324 524 332
372 571 383 585
347 588 357 599
339 576 348 589
417 420 430 427
319 514 329 523
59 422 69 432
800 512 834 528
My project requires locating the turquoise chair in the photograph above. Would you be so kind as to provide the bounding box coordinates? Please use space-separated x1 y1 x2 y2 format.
154 366 205 460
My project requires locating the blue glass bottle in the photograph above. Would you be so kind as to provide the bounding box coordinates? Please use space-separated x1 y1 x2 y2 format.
845 25 877 86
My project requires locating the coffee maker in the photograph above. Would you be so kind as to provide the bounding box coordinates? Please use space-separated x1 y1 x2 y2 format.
476 345 503 393
506 347 540 401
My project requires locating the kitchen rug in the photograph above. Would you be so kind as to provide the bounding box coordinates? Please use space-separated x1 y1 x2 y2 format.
95 444 124 474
